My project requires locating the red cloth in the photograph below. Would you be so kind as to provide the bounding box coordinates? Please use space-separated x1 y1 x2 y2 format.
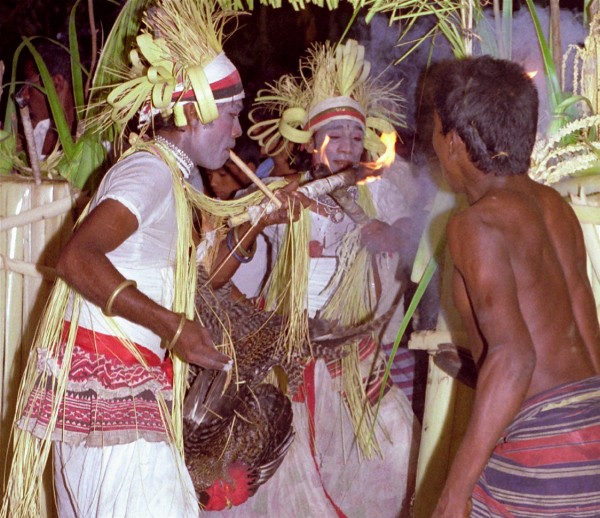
61 321 173 381
20 322 175 446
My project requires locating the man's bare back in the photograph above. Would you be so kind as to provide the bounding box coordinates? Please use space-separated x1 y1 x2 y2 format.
449 176 600 400
430 55 600 517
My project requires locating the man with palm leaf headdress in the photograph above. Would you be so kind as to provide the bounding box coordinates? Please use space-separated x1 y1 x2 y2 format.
223 39 419 518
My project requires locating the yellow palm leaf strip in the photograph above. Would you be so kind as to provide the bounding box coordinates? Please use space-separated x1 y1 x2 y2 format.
186 179 287 218
340 343 382 460
263 209 311 357
2 280 81 518
320 185 380 454
126 139 199 449
322 185 378 325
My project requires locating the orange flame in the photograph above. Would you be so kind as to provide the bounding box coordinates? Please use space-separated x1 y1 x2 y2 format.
361 132 396 170
317 135 331 170
357 132 397 184
527 70 538 79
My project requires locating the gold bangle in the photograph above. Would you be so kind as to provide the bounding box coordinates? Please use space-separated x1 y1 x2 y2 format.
233 226 257 258
103 279 137 317
164 312 187 351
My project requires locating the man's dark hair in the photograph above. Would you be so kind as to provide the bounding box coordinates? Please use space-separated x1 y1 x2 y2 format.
432 55 539 176
29 40 72 83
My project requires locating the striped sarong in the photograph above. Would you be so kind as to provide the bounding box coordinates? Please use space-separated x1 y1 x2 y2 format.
471 375 600 517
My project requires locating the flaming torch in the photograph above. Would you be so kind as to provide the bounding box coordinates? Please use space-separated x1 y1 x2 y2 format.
228 131 397 227
358 132 397 185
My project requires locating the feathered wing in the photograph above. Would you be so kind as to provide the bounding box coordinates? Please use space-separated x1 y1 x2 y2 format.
183 382 294 507
183 267 394 508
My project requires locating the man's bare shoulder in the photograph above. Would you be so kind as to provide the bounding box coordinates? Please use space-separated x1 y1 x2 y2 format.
446 204 505 267
447 188 542 265
447 194 514 240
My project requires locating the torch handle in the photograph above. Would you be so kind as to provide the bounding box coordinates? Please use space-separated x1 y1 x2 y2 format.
227 169 360 227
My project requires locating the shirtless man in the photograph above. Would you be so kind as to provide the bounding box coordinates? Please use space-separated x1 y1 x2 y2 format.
430 55 600 517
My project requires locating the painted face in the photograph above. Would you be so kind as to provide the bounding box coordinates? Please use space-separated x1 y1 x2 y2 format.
186 100 244 170
311 120 365 174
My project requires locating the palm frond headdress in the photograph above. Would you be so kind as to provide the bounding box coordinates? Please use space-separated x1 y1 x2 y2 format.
248 39 404 159
90 0 244 136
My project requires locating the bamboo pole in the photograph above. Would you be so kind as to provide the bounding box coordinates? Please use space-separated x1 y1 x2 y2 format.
228 150 282 208
550 0 563 88
0 178 72 518
228 167 360 227
0 197 73 232
0 255 55 279
15 99 42 185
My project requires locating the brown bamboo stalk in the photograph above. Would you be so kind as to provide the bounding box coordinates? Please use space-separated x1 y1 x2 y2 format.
228 150 282 208
85 0 98 100
493 0 503 57
228 168 360 227
550 0 563 88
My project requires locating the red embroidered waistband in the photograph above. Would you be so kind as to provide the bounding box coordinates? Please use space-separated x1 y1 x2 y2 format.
62 321 170 372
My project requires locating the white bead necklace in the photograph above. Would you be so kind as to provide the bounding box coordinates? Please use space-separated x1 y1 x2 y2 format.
155 135 194 178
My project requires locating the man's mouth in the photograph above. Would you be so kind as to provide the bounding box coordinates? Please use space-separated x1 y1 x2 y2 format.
332 160 353 171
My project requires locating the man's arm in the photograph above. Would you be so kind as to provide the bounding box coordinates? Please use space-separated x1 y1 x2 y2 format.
209 180 309 288
432 212 536 517
56 199 231 370
360 217 411 255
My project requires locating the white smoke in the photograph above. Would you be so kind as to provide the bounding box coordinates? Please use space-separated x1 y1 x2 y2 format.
357 5 587 136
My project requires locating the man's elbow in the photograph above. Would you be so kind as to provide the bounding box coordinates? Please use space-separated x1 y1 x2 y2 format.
55 243 80 283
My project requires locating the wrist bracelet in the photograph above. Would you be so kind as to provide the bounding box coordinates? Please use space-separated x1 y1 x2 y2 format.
163 312 187 350
103 279 137 317
233 226 257 258
226 227 256 263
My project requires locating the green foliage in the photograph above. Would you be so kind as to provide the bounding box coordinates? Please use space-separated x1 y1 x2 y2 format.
69 0 87 112
23 39 77 159
0 130 17 174
57 130 107 188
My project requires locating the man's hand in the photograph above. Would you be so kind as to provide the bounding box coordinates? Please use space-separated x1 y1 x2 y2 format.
360 219 396 254
431 492 472 518
171 317 232 371
259 179 311 227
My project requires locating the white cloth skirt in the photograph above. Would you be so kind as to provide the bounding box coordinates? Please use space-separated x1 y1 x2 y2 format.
53 438 198 518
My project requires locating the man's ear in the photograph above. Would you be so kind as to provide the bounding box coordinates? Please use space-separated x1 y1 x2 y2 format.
448 129 465 158
183 103 200 126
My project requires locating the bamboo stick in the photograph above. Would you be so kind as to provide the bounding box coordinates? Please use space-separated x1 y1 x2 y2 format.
228 150 282 208
228 167 360 227
15 100 42 186
0 197 73 232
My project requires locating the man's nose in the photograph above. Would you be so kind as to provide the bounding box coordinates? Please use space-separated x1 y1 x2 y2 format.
232 118 242 138
338 136 353 154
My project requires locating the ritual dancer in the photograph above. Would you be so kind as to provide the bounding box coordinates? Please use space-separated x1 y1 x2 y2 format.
221 40 419 518
1 1 301 517
429 55 600 517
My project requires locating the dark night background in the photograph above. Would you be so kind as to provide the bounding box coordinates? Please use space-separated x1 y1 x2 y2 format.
0 0 584 91
0 0 586 155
